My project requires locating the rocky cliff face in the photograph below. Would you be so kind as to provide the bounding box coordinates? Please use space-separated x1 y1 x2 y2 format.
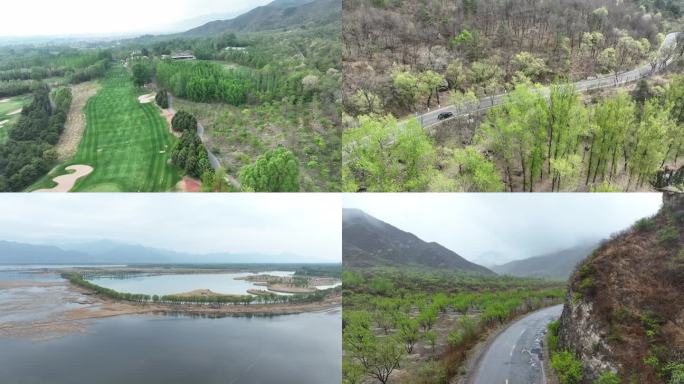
558 192 684 383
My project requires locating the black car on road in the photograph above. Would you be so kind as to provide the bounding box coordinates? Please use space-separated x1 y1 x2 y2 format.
437 112 454 120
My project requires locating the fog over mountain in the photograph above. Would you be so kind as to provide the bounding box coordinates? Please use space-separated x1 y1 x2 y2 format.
0 194 340 263
343 193 662 265
0 0 272 37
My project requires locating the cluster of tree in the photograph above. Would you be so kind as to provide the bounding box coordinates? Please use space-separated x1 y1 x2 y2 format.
155 90 169 109
68 56 111 84
171 130 211 179
171 110 197 132
131 59 154 86
0 87 72 191
62 272 337 306
156 60 250 105
478 78 684 191
343 0 674 117
343 269 564 384
344 76 684 192
342 115 503 192
239 146 301 192
0 80 40 98
0 67 66 81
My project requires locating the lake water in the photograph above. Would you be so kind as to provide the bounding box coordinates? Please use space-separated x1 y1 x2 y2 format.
0 267 341 384
87 271 296 296
0 310 342 384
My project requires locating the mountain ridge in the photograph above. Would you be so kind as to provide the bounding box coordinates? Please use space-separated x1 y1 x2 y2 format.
342 208 493 274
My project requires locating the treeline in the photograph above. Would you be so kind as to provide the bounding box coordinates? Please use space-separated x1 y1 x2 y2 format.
62 272 336 306
0 49 111 98
344 76 684 192
0 86 72 191
170 110 212 179
156 60 250 105
343 269 564 383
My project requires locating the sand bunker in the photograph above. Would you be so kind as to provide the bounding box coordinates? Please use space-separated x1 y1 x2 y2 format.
138 93 156 104
176 176 201 192
0 120 7 128
0 98 9 103
35 165 93 193
7 108 22 116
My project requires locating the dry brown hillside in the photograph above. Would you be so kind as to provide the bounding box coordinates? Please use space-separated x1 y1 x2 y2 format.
558 191 684 383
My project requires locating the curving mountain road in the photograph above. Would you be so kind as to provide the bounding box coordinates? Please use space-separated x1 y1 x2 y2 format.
467 305 563 384
419 32 681 128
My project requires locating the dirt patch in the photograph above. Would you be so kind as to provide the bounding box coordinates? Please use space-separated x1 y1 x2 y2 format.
34 165 93 193
268 284 317 294
55 82 101 161
176 176 202 192
138 93 155 104
7 108 22 116
171 289 238 298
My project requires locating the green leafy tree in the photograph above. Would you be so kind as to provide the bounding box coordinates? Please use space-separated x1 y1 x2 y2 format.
343 116 436 192
239 146 301 192
452 147 504 192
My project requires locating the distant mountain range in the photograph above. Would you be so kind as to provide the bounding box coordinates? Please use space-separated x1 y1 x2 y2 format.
342 209 494 274
0 239 321 265
490 242 601 280
182 0 340 37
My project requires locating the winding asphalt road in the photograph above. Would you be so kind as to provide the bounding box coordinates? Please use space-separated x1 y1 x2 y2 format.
467 305 563 384
419 32 681 128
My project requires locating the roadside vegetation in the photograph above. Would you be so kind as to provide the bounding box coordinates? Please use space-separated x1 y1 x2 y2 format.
342 0 684 192
342 268 564 384
550 194 684 383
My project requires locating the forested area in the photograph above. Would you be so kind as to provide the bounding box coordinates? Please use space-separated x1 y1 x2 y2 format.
342 268 565 384
343 0 678 116
0 87 72 191
0 48 111 97
342 0 684 192
344 75 684 192
148 25 341 191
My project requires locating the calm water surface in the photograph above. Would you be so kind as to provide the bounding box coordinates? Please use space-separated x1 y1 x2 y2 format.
0 311 341 384
87 271 296 295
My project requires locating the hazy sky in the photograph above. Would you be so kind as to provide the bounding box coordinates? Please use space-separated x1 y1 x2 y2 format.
0 194 341 262
0 0 271 37
344 193 663 264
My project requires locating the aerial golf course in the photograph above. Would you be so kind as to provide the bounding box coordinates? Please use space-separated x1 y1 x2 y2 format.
31 66 181 192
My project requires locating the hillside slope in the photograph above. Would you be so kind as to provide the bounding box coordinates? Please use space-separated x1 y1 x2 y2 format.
342 208 493 274
557 191 684 383
183 0 341 36
491 242 600 280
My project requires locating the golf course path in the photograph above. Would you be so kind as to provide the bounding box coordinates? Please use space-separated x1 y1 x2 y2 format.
34 165 94 193
466 305 563 384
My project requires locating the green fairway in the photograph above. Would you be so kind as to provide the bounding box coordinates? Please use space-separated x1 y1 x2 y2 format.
0 95 31 145
43 66 180 192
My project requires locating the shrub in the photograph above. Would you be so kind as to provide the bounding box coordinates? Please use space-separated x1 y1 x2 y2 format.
171 110 198 132
595 371 621 384
657 226 679 248
551 351 583 384
155 90 169 109
547 320 560 351
634 217 657 232
664 362 684 384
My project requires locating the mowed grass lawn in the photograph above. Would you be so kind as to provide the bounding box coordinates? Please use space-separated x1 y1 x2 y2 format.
49 66 180 191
